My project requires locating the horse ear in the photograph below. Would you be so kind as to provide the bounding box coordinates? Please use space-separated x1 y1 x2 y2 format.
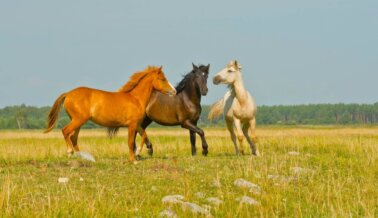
156 66 163 75
234 60 238 68
234 60 243 70
192 63 198 71
205 64 210 72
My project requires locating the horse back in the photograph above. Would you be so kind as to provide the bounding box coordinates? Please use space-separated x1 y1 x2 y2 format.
63 87 144 127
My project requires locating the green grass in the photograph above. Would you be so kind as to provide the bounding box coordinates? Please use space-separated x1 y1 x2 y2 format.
0 127 377 217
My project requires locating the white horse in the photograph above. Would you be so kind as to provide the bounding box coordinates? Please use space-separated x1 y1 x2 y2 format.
208 60 259 155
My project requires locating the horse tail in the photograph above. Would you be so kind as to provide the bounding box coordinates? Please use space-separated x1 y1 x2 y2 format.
44 93 66 133
208 98 224 121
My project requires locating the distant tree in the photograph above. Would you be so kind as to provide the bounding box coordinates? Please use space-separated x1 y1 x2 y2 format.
1 103 378 129
15 104 28 129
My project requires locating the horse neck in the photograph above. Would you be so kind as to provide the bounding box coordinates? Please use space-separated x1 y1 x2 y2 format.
231 76 248 106
182 81 201 106
128 76 154 109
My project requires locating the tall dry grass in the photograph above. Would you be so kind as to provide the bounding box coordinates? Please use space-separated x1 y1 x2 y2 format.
0 127 377 217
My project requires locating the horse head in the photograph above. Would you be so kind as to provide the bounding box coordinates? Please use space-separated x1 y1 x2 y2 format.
192 63 210 96
152 66 177 96
213 60 242 85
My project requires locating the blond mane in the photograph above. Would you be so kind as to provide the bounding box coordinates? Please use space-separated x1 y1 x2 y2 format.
117 66 160 93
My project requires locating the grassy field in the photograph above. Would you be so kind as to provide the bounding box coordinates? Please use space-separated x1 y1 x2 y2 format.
0 126 377 217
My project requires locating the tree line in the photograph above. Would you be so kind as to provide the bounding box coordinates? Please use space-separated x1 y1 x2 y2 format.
1 103 378 129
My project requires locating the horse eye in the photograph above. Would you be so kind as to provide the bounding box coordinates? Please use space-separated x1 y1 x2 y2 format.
228 70 232 73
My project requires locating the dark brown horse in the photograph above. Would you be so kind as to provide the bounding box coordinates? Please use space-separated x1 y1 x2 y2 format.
135 64 210 157
44 66 176 162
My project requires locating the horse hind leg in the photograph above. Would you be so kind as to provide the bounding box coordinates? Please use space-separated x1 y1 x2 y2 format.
141 117 154 156
71 127 81 152
226 118 239 155
250 117 258 144
62 120 84 155
242 121 259 156
135 127 148 160
145 138 153 156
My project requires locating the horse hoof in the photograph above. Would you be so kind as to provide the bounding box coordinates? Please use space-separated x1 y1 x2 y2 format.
136 155 141 161
202 150 208 156
252 150 260 156
133 160 139 165
148 149 153 156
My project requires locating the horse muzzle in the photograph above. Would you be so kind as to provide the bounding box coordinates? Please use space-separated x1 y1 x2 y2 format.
201 88 208 96
213 76 222 85
167 89 177 96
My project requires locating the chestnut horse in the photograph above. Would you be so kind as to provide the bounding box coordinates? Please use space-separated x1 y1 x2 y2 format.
44 66 176 162
135 64 210 157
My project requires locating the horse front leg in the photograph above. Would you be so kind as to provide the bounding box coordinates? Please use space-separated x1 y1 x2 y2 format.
226 118 239 155
233 118 245 155
189 130 196 155
128 125 137 163
182 120 208 156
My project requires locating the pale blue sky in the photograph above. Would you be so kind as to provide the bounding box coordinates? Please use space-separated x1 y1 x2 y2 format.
0 0 377 107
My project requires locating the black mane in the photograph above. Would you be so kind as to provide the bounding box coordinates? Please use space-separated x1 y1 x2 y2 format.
175 65 207 93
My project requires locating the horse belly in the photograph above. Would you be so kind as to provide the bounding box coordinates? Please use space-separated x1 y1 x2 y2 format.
90 102 142 127
234 109 254 120
147 111 180 126
146 97 181 125
90 116 126 127
227 97 255 121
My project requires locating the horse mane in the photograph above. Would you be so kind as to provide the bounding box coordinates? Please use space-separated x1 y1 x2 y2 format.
117 66 159 93
175 65 207 93
108 66 160 138
175 73 194 93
